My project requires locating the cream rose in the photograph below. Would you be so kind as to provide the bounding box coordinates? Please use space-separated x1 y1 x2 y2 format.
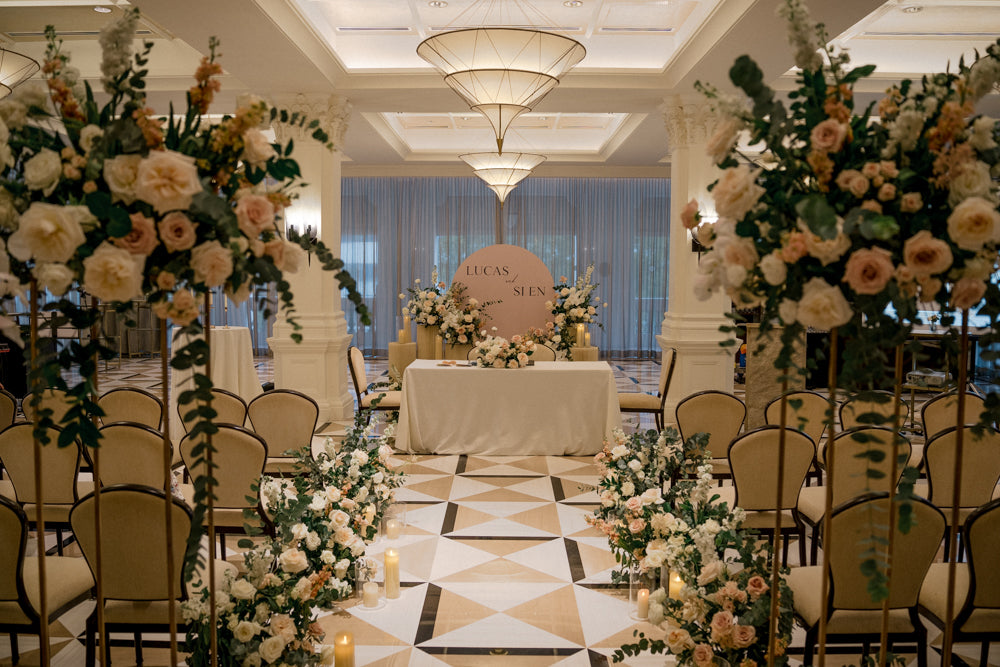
277 547 309 574
234 193 275 237
232 620 259 643
258 635 286 663
33 263 75 296
707 116 742 164
241 129 277 167
680 198 700 230
263 239 286 270
804 230 851 266
759 252 787 286
24 148 62 196
692 643 715 667
158 212 198 252
103 154 143 205
796 278 853 330
951 276 987 310
282 242 306 274
902 230 953 276
843 247 894 295
269 613 297 643
697 559 725 586
191 240 234 287
134 150 203 214
0 99 27 130
83 243 144 303
810 118 848 153
713 165 765 221
947 196 1000 251
229 579 257 600
113 212 159 256
948 161 994 206
721 236 758 269
78 124 104 154
9 202 87 263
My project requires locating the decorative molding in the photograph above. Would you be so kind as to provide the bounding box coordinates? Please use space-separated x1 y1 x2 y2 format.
661 99 717 153
271 94 352 150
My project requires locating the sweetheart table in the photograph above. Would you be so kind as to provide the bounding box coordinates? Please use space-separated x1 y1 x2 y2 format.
395 359 621 455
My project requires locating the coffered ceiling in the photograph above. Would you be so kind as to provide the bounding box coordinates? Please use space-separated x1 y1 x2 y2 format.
1 0 999 174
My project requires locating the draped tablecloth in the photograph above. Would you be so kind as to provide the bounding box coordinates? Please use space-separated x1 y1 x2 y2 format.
395 360 621 455
169 326 261 438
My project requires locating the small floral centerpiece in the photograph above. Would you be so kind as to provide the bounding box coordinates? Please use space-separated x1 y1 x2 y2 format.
470 331 536 368
404 268 447 327
438 282 495 345
182 547 332 667
546 265 603 359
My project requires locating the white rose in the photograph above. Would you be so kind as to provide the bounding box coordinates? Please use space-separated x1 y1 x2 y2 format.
622 481 635 497
190 240 234 287
947 196 1000 251
242 128 277 167
83 243 144 304
759 252 787 286
713 164 765 220
233 620 259 643
334 558 351 579
305 531 321 550
103 154 143 205
290 523 309 541
12 83 47 109
778 298 798 324
33 263 75 296
282 240 305 274
258 635 286 664
320 550 335 565
329 509 350 527
0 99 27 130
78 124 104 154
230 578 257 600
796 278 853 330
9 203 87 263
949 161 995 206
277 547 309 574
134 150 203 214
24 149 62 196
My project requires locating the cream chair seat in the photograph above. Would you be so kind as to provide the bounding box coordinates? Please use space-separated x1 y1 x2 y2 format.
618 347 675 431
675 389 746 479
247 389 319 476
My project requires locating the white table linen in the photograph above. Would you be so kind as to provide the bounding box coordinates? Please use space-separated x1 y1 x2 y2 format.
395 360 621 455
169 326 261 438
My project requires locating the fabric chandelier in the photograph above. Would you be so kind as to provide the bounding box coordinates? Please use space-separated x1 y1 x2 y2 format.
460 151 546 203
0 47 40 99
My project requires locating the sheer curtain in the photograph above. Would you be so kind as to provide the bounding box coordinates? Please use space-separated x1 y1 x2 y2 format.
341 176 669 358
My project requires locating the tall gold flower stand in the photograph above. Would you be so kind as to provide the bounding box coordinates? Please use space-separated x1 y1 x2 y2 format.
572 345 599 361
387 342 417 382
416 325 438 359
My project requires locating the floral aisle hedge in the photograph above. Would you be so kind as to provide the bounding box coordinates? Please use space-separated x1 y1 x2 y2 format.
0 7 373 664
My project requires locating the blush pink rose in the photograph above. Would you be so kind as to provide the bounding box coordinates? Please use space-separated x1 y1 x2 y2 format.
951 276 987 310
692 644 715 667
745 575 769 600
628 518 646 534
190 240 234 287
810 119 848 153
722 237 759 269
860 200 883 214
843 247 894 295
900 192 923 213
263 239 286 270
732 624 757 649
113 212 158 256
158 212 198 252
880 160 900 178
877 183 897 202
234 193 275 237
861 162 881 179
780 231 809 262
680 198 700 230
625 496 642 512
134 150 202 214
903 230 953 276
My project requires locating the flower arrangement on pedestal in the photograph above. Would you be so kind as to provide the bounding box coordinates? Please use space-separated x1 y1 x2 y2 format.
404 268 446 328
438 282 496 345
470 331 536 368
546 265 603 359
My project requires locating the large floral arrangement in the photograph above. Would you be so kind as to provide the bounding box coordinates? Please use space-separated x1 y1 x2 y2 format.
470 331 536 368
182 547 333 667
259 412 404 608
588 427 707 583
438 282 494 345
404 268 446 327
546 265 603 359
691 0 1000 398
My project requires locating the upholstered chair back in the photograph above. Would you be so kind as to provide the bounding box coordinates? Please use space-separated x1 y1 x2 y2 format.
729 426 814 511
765 391 831 445
658 348 677 397
967 499 1000 610
825 427 911 508
99 387 164 429
71 486 191 601
348 346 368 398
21 388 74 425
530 345 556 362
177 387 247 432
675 390 746 459
0 423 80 504
180 425 266 509
829 493 943 610
0 389 17 429
0 496 25 602
840 391 908 430
247 390 318 459
921 391 987 441
94 422 170 489
924 426 1000 510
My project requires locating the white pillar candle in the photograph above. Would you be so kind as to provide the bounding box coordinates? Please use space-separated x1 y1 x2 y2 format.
402 315 411 344
385 518 401 540
669 571 683 599
362 581 379 608
576 323 585 347
384 548 400 599
637 588 649 619
397 328 404 342
585 332 591 347
334 631 355 667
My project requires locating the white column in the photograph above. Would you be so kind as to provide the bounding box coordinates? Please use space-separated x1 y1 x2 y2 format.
658 96 735 422
268 94 356 422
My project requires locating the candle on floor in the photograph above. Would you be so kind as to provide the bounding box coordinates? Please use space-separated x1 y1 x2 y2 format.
385 518 401 540
362 581 379 608
576 323 585 347
384 547 400 599
636 588 649 619
402 315 411 344
668 571 683 599
334 631 355 667
434 335 443 360
585 332 591 347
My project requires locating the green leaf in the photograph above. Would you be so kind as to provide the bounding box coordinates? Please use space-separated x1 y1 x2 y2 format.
795 194 839 240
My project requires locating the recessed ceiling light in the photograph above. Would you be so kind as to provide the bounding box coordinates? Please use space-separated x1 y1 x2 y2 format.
428 1 448 7
564 0 584 6
902 5 922 13
93 5 112 12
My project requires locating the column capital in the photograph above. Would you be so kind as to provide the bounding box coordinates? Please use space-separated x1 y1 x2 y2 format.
662 96 717 153
271 94 352 151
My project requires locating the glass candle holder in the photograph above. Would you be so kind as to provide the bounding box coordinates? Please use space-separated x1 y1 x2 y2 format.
354 557 385 610
381 504 407 541
628 562 655 621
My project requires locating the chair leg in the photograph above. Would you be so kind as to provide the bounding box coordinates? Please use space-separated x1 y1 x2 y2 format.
810 524 820 566
916 626 929 667
803 626 817 667
9 633 18 666
134 631 143 665
798 525 807 566
980 640 989 667
220 532 227 560
56 527 64 555
85 612 96 667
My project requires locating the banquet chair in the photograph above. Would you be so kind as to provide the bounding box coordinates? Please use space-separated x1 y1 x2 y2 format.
348 346 401 417
675 390 746 479
917 425 1000 559
0 389 17 430
618 347 676 431
0 495 95 666
918 498 1000 667
20 388 74 425
530 344 557 362
177 387 247 432
840 391 909 430
787 492 945 667
247 389 319 476
0 423 90 555
88 422 170 489
714 426 815 565
921 389 987 441
70 485 236 667
98 387 164 430
797 426 911 564
179 425 273 558
765 390 832 453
